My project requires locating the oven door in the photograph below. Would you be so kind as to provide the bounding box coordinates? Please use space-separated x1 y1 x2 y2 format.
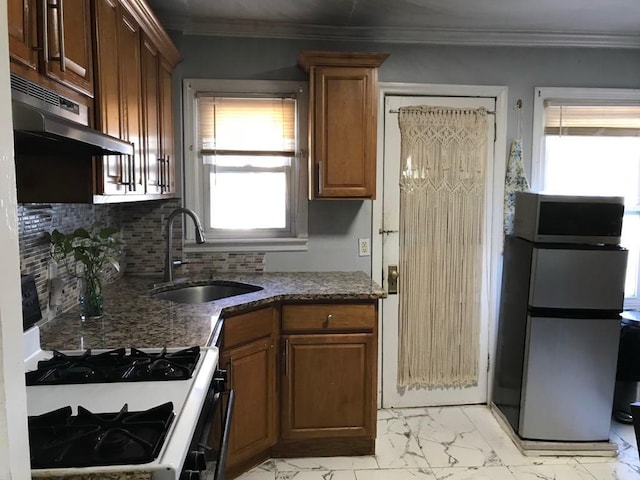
181 370 234 480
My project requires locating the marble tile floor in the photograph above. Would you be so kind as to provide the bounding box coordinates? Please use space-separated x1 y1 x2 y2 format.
237 405 640 480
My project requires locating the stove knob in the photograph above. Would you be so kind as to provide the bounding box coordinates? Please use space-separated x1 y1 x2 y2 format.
179 470 202 480
184 449 207 471
213 368 228 391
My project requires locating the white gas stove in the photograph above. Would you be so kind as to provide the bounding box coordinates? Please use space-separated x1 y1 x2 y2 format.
23 326 226 480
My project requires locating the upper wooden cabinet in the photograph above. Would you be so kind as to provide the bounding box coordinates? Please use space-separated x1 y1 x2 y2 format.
8 0 38 71
299 51 388 200
94 0 140 195
11 0 181 203
9 0 93 98
93 0 179 201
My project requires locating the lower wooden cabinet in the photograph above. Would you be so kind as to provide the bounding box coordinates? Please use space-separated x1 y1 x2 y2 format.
221 307 278 475
281 332 375 439
222 301 378 478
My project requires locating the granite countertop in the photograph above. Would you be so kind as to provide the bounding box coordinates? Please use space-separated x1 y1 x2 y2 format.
38 271 386 351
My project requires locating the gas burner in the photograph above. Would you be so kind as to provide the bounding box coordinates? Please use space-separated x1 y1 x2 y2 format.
25 347 200 386
28 402 175 468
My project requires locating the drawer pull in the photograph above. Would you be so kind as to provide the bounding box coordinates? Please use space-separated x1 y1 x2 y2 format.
327 314 333 322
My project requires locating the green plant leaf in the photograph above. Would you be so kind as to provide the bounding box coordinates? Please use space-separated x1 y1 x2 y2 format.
73 228 90 238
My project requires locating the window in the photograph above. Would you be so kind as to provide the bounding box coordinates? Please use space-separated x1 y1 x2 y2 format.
532 87 640 308
183 80 308 251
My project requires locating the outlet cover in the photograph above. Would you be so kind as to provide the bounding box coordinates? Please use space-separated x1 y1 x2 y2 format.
358 238 370 257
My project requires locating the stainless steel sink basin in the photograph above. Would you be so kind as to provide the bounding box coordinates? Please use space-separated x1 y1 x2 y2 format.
153 281 263 304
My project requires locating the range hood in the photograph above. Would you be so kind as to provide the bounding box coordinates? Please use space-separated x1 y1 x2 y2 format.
11 75 133 156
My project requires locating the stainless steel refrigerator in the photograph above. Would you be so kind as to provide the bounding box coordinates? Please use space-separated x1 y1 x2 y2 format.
493 192 627 442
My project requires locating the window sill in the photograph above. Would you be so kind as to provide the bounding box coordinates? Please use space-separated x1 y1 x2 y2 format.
184 237 308 253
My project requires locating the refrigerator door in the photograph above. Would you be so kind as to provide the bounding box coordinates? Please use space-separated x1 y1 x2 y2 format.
529 246 628 310
519 315 620 441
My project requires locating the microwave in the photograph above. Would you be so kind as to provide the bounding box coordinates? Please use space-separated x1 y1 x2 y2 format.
512 192 624 244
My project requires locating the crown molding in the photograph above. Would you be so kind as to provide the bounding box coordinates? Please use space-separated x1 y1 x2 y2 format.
153 14 640 49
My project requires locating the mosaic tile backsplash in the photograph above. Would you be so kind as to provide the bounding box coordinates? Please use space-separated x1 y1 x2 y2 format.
18 199 265 321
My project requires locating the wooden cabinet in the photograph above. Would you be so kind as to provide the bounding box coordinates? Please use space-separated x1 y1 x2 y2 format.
277 303 377 456
43 0 94 97
221 307 278 476
141 35 161 195
9 0 93 98
298 51 388 200
10 0 179 203
93 0 142 195
8 0 38 71
218 300 379 477
141 35 175 196
94 1 178 200
158 57 176 194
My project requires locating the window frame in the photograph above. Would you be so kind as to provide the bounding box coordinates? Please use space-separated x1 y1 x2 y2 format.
183 79 308 252
532 86 640 309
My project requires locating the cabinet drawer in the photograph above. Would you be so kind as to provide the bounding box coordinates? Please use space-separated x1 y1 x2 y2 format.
282 304 375 333
224 307 278 349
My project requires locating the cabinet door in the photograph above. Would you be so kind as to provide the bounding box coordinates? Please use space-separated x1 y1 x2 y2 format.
311 66 377 199
281 333 375 439
117 8 143 193
223 336 277 470
141 35 161 195
159 57 175 195
8 0 38 70
43 0 93 97
93 0 126 195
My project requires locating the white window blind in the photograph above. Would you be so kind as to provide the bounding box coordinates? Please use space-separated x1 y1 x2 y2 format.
197 97 296 154
544 103 640 136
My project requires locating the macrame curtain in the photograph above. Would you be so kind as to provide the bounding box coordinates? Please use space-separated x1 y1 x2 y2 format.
397 106 488 389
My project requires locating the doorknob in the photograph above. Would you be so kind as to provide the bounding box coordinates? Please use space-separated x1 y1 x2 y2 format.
388 265 399 295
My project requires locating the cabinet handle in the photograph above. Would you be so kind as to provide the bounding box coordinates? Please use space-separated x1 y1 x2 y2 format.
119 156 127 187
227 358 234 391
157 157 163 189
41 0 49 60
129 152 136 191
46 0 66 72
283 339 289 377
56 0 65 72
327 314 333 322
163 155 170 192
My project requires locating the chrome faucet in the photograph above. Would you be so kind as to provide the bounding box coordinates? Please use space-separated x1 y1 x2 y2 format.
163 207 206 283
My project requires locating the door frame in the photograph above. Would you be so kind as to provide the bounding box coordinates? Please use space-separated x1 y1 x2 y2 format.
372 83 508 408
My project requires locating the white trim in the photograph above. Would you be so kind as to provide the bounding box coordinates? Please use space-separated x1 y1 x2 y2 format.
184 237 308 253
157 16 640 49
374 82 508 407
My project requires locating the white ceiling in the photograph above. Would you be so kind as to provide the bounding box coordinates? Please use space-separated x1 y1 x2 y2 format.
147 0 640 48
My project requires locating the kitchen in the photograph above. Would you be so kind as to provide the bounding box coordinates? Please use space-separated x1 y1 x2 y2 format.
2 0 640 479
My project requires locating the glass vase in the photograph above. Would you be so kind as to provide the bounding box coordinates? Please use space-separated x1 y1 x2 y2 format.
79 272 103 321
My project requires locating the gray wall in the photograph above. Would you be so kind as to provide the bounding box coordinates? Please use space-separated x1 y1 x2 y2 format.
170 33 640 274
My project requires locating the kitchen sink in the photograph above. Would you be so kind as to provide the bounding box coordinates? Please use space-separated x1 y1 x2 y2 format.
153 281 263 304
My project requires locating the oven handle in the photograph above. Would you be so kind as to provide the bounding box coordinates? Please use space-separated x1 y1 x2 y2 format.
214 389 234 480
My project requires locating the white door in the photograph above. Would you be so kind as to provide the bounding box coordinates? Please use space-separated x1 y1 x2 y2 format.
381 95 496 408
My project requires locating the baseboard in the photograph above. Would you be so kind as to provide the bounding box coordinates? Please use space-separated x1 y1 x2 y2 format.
271 437 375 458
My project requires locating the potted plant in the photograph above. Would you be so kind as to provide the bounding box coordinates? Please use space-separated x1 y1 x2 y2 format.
46 224 122 320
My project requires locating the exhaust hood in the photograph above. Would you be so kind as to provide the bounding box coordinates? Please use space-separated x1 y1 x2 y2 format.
11 75 133 156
